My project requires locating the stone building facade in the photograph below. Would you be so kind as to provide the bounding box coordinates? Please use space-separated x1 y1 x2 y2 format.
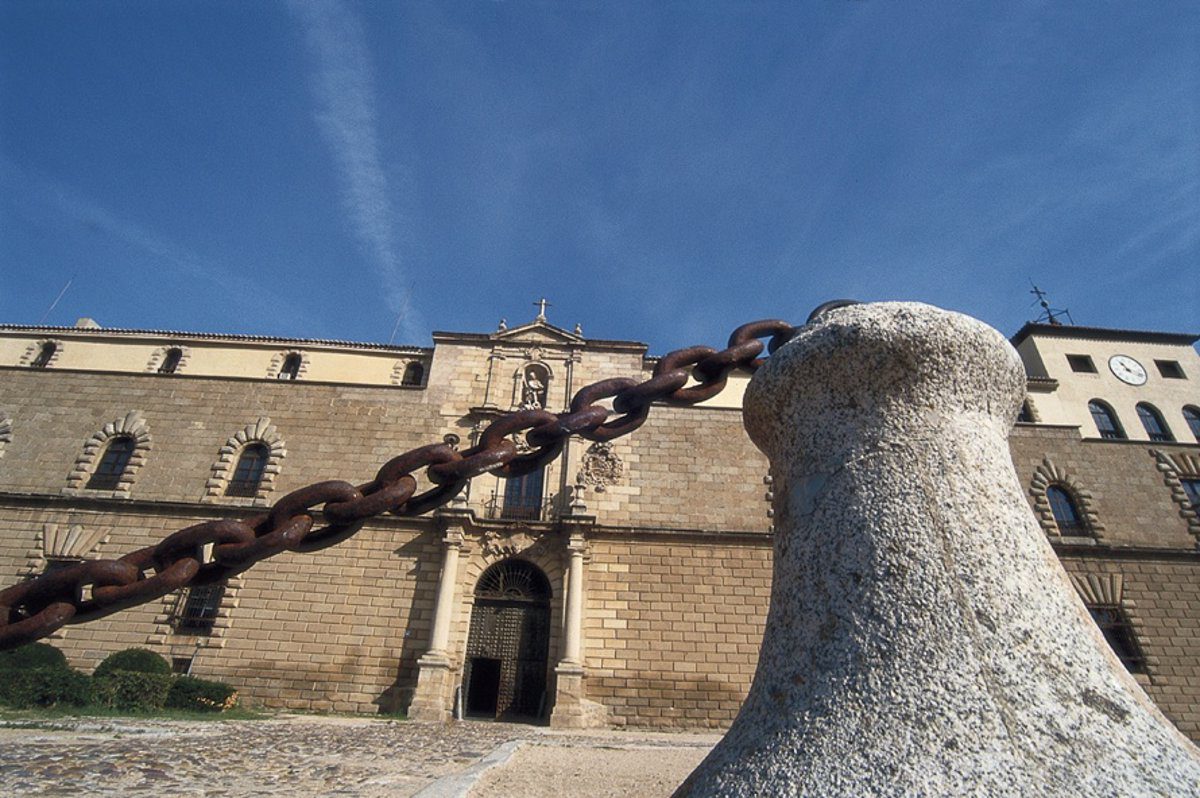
0 312 1197 739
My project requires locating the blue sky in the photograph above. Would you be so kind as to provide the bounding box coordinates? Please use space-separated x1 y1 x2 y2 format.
1 1 1197 352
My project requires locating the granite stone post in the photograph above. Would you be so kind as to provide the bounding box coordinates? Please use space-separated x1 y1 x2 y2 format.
677 302 1200 796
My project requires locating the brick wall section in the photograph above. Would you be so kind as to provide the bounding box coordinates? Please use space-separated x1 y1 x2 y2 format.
0 499 438 714
584 533 772 728
3 359 1199 733
0 368 441 500
1009 425 1197 549
1057 555 1200 740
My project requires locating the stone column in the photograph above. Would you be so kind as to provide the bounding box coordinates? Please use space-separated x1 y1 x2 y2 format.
677 302 1200 796
408 521 466 722
551 522 601 728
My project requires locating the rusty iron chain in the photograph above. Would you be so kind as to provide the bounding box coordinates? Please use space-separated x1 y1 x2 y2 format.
0 318 802 650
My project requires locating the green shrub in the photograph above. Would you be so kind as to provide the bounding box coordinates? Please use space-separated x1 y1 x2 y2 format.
93 648 170 679
91 671 173 711
0 642 69 672
0 667 92 708
166 676 239 713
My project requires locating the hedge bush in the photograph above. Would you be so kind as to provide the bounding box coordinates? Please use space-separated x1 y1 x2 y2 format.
0 642 69 672
91 671 173 711
166 676 238 713
0 667 92 708
93 648 171 679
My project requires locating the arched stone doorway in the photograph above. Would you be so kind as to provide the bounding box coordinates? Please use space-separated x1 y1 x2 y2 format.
463 558 551 720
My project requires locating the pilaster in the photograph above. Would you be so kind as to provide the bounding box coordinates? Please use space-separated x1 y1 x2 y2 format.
408 511 469 722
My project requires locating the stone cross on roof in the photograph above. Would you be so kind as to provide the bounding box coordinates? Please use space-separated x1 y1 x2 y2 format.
533 298 551 322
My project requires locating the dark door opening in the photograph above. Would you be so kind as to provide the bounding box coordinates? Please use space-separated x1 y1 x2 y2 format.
462 559 552 722
466 657 502 717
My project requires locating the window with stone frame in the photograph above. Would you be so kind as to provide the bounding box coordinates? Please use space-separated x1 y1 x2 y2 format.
158 347 184 374
278 353 302 380
401 362 424 386
225 443 269 497
172 582 225 635
1046 485 1088 536
86 436 136 490
30 341 58 368
1086 605 1147 674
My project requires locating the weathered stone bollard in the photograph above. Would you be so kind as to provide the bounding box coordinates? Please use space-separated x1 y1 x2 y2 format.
677 302 1200 796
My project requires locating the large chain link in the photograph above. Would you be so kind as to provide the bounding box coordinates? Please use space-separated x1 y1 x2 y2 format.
0 318 803 650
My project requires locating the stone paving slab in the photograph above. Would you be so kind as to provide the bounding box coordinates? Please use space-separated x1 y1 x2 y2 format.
0 715 719 797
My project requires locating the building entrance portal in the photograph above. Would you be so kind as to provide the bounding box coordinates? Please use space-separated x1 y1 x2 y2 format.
463 559 551 721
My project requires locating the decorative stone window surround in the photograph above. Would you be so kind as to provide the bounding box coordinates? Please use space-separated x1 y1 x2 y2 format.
1149 449 1200 543
1029 456 1104 542
1069 572 1152 680
204 417 287 505
144 344 192 374
19 339 63 368
19 522 112 640
20 522 111 579
456 532 566 657
391 359 428 387
147 574 245 649
0 414 10 460
1017 397 1041 423
63 411 152 498
266 350 310 380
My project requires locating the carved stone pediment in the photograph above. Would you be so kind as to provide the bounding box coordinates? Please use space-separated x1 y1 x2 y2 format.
492 320 582 345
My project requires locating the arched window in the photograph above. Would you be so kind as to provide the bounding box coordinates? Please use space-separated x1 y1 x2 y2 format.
1088 400 1125 440
401 362 424 386
158 347 183 375
87 436 135 490
278 353 302 380
31 341 57 368
225 443 269 497
1136 403 1173 442
1183 406 1200 443
1046 485 1087 536
475 559 552 602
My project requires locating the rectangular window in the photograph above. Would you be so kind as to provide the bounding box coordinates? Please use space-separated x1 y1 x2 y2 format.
173 583 224 635
171 657 193 675
1087 606 1146 674
1182 479 1200 512
1066 354 1097 373
502 469 545 521
1155 360 1186 379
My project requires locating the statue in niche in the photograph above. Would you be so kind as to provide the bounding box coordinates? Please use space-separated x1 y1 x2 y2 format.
521 365 548 410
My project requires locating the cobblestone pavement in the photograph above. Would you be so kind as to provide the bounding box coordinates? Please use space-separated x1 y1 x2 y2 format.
0 715 720 797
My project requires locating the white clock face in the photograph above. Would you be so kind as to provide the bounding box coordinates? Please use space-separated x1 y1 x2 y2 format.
1109 355 1147 386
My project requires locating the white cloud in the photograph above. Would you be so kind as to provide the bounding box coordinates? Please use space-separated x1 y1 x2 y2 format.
289 0 423 343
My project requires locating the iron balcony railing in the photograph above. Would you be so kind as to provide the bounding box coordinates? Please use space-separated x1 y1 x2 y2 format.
483 494 559 522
